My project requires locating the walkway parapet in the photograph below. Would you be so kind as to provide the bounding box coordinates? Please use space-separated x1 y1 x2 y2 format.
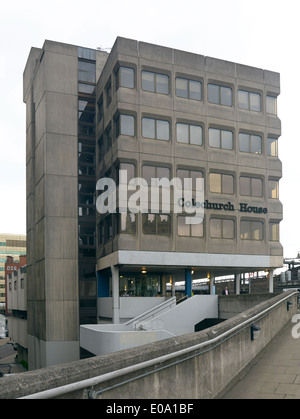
0 291 298 399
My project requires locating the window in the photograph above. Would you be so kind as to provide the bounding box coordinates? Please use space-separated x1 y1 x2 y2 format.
79 100 96 123
268 179 279 199
119 273 160 297
266 96 277 115
79 83 95 95
116 66 135 89
209 173 234 194
78 60 96 83
115 114 135 137
210 218 235 239
79 225 96 246
269 222 280 241
175 77 201 100
78 47 96 61
240 177 263 197
208 83 232 106
239 133 262 154
105 78 112 107
268 137 278 157
209 128 233 150
142 117 169 141
97 95 104 123
238 90 261 111
177 215 204 237
176 169 203 191
142 165 170 185
176 123 202 146
142 71 169 94
142 214 171 235
240 220 263 240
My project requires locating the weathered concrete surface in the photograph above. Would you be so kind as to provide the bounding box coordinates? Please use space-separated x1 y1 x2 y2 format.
219 293 281 319
0 292 298 399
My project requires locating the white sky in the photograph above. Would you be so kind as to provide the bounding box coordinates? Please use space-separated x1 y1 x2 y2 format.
0 0 299 259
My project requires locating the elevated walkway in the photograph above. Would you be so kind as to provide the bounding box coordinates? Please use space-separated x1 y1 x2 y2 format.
222 314 300 399
0 291 298 399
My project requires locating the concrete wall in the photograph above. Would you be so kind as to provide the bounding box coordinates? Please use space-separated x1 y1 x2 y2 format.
218 293 279 319
138 295 218 334
80 324 173 355
97 296 167 321
1 291 297 399
24 41 80 370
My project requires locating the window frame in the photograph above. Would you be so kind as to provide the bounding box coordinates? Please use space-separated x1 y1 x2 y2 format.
268 179 279 199
141 70 169 95
175 77 202 101
210 217 235 239
239 176 263 198
239 132 262 155
142 213 171 236
238 89 261 112
176 122 203 146
177 214 204 237
269 221 280 242
208 83 232 106
208 127 233 150
240 220 264 241
142 117 170 141
267 137 278 157
115 113 135 138
116 66 135 90
209 172 234 195
266 95 277 115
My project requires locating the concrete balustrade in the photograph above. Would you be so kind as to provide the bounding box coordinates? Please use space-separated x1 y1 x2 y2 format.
0 291 298 399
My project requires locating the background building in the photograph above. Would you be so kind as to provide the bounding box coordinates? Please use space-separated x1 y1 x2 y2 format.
24 37 282 369
0 234 26 312
5 254 26 315
6 263 28 367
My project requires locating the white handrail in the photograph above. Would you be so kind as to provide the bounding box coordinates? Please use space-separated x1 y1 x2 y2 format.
124 297 176 327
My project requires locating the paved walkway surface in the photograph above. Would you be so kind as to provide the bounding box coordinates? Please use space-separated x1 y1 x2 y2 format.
222 317 300 399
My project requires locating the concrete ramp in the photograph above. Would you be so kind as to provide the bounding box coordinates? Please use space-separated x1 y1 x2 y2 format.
80 295 219 355
136 295 218 335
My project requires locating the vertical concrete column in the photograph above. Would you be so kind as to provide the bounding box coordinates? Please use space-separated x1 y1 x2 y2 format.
171 275 175 297
161 274 166 297
210 276 215 295
185 269 192 297
269 269 274 293
111 265 120 324
235 274 241 295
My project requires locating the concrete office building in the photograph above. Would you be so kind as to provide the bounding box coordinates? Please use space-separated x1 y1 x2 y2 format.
24 42 108 369
95 37 282 324
24 37 282 368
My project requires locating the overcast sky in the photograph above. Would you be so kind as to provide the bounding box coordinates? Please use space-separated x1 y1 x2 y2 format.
0 0 299 259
